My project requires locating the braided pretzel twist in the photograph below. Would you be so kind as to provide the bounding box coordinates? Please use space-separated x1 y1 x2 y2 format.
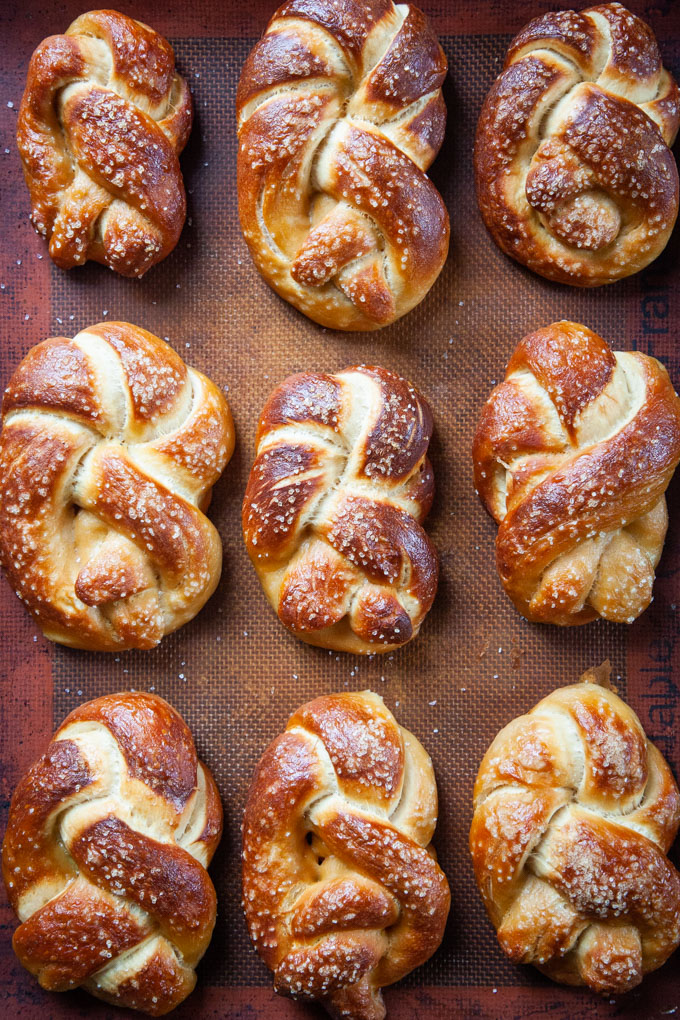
0 322 234 650
242 365 438 653
17 10 193 277
236 0 449 330
475 3 680 285
472 321 680 625
470 668 680 993
2 692 222 1016
242 691 450 1020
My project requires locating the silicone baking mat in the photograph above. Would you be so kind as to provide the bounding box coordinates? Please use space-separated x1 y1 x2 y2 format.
1 1 679 1017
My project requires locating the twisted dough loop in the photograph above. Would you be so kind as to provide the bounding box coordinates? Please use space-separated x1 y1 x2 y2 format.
475 3 680 285
473 321 680 625
237 0 449 330
242 691 450 1020
18 10 192 276
0 322 234 650
242 365 438 653
2 693 222 1016
470 669 680 993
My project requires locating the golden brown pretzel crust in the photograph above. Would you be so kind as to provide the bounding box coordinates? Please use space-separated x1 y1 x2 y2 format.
0 322 235 650
236 0 449 330
242 365 438 653
472 321 680 625
2 692 223 1016
17 10 193 277
475 3 680 285
470 670 680 993
242 691 450 1020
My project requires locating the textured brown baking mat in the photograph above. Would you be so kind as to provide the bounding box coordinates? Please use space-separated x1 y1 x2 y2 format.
1 1 679 1017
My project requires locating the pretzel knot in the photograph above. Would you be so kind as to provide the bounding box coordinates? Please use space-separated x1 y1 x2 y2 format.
473 321 680 625
475 2 680 285
0 322 234 650
470 672 680 993
242 691 450 1020
17 10 193 277
242 365 438 654
236 0 449 330
1 693 222 1016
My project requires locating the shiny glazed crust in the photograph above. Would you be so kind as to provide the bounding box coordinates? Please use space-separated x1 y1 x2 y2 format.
470 668 680 993
242 365 438 653
472 321 680 625
236 0 449 330
242 690 450 1020
474 3 680 285
2 692 223 1016
0 322 235 650
17 10 193 276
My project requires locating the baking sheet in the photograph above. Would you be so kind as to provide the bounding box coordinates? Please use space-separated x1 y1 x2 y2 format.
1 1 679 1017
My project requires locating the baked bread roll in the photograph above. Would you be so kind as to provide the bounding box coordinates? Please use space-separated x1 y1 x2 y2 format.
243 691 450 1020
2 692 222 1015
18 10 193 276
470 665 680 993
236 0 449 330
242 366 438 652
475 3 680 285
473 321 680 625
0 322 235 650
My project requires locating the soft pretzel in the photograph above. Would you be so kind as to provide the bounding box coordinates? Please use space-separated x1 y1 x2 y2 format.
242 690 450 1020
475 3 680 285
18 10 193 276
242 365 438 653
473 321 680 625
236 0 449 330
0 322 234 650
2 692 222 1015
470 666 680 993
